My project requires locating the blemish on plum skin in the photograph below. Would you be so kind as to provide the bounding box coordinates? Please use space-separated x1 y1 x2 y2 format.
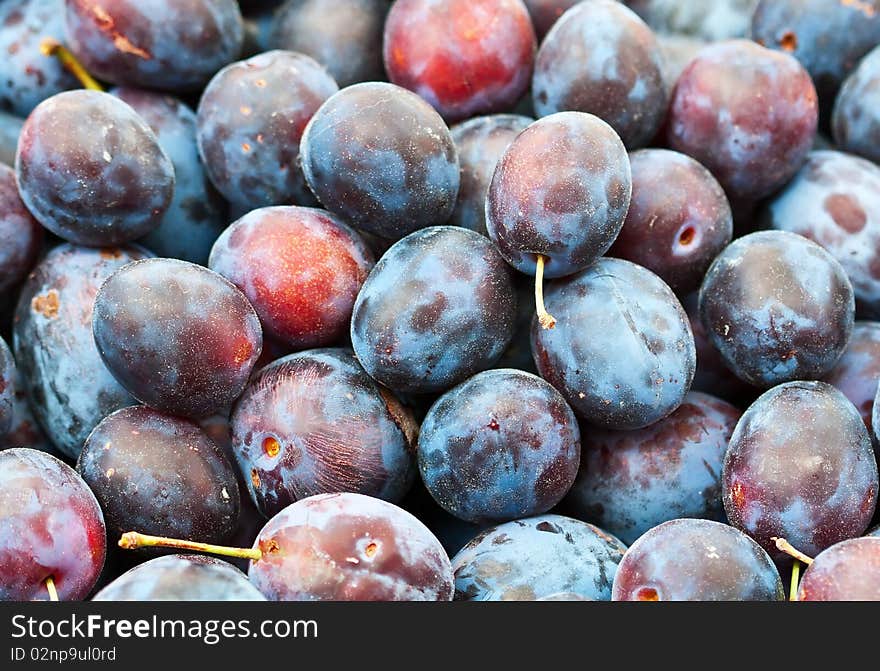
251 468 261 489
364 542 379 558
32 290 60 318
262 436 281 458
487 418 500 431
636 586 659 601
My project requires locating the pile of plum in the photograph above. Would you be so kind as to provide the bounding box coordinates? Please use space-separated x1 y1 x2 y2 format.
3 0 880 603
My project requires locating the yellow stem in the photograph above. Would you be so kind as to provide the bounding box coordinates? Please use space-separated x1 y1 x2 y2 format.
45 575 59 602
118 532 262 561
789 560 800 602
535 255 556 330
40 39 104 92
772 537 814 565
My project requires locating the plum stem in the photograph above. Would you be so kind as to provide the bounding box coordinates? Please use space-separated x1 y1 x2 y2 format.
789 560 801 602
772 537 814 565
45 576 58 602
535 255 556 330
40 39 104 92
118 532 263 561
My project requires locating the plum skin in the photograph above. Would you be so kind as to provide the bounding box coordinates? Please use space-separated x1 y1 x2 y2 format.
248 493 454 601
418 369 580 524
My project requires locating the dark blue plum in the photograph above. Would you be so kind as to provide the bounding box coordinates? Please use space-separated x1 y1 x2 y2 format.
566 391 741 545
13 244 148 458
197 50 338 211
418 369 579 524
532 258 696 429
760 151 880 318
0 163 42 296
833 46 880 165
271 0 388 87
486 112 631 279
113 88 228 265
300 82 460 240
0 336 13 437
612 519 784 601
533 0 667 149
0 111 22 167
351 226 517 394
0 0 77 117
65 0 244 92
78 405 241 542
230 349 417 518
449 114 532 237
699 231 855 387
15 90 175 246
452 515 627 601
92 258 263 419
724 381 878 562
751 0 880 122
666 40 818 202
824 322 880 438
93 555 266 601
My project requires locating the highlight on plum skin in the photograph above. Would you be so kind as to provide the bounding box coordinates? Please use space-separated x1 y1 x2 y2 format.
566 391 741 546
15 90 175 247
209 206 374 350
417 369 580 525
230 349 417 519
452 515 627 601
247 493 455 601
92 258 264 419
92 555 265 602
77 405 242 544
383 0 536 123
722 381 878 563
611 519 785 602
0 448 106 601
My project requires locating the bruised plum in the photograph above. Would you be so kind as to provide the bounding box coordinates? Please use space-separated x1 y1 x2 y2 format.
0 163 42 295
762 151 880 318
723 382 878 562
609 149 732 295
667 40 818 202
248 493 453 601
418 369 580 524
486 112 631 278
78 406 241 543
699 231 855 387
92 258 263 418
798 537 880 601
566 392 741 545
452 515 626 601
0 448 106 600
197 50 338 211
65 0 244 92
533 0 667 149
15 90 175 246
450 114 533 237
271 0 387 87
823 322 880 437
383 0 536 123
93 555 265 601
351 226 517 394
209 207 374 349
300 82 460 240
230 349 417 518
532 258 696 429
612 519 784 601
113 87 228 265
0 0 77 116
13 244 148 458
